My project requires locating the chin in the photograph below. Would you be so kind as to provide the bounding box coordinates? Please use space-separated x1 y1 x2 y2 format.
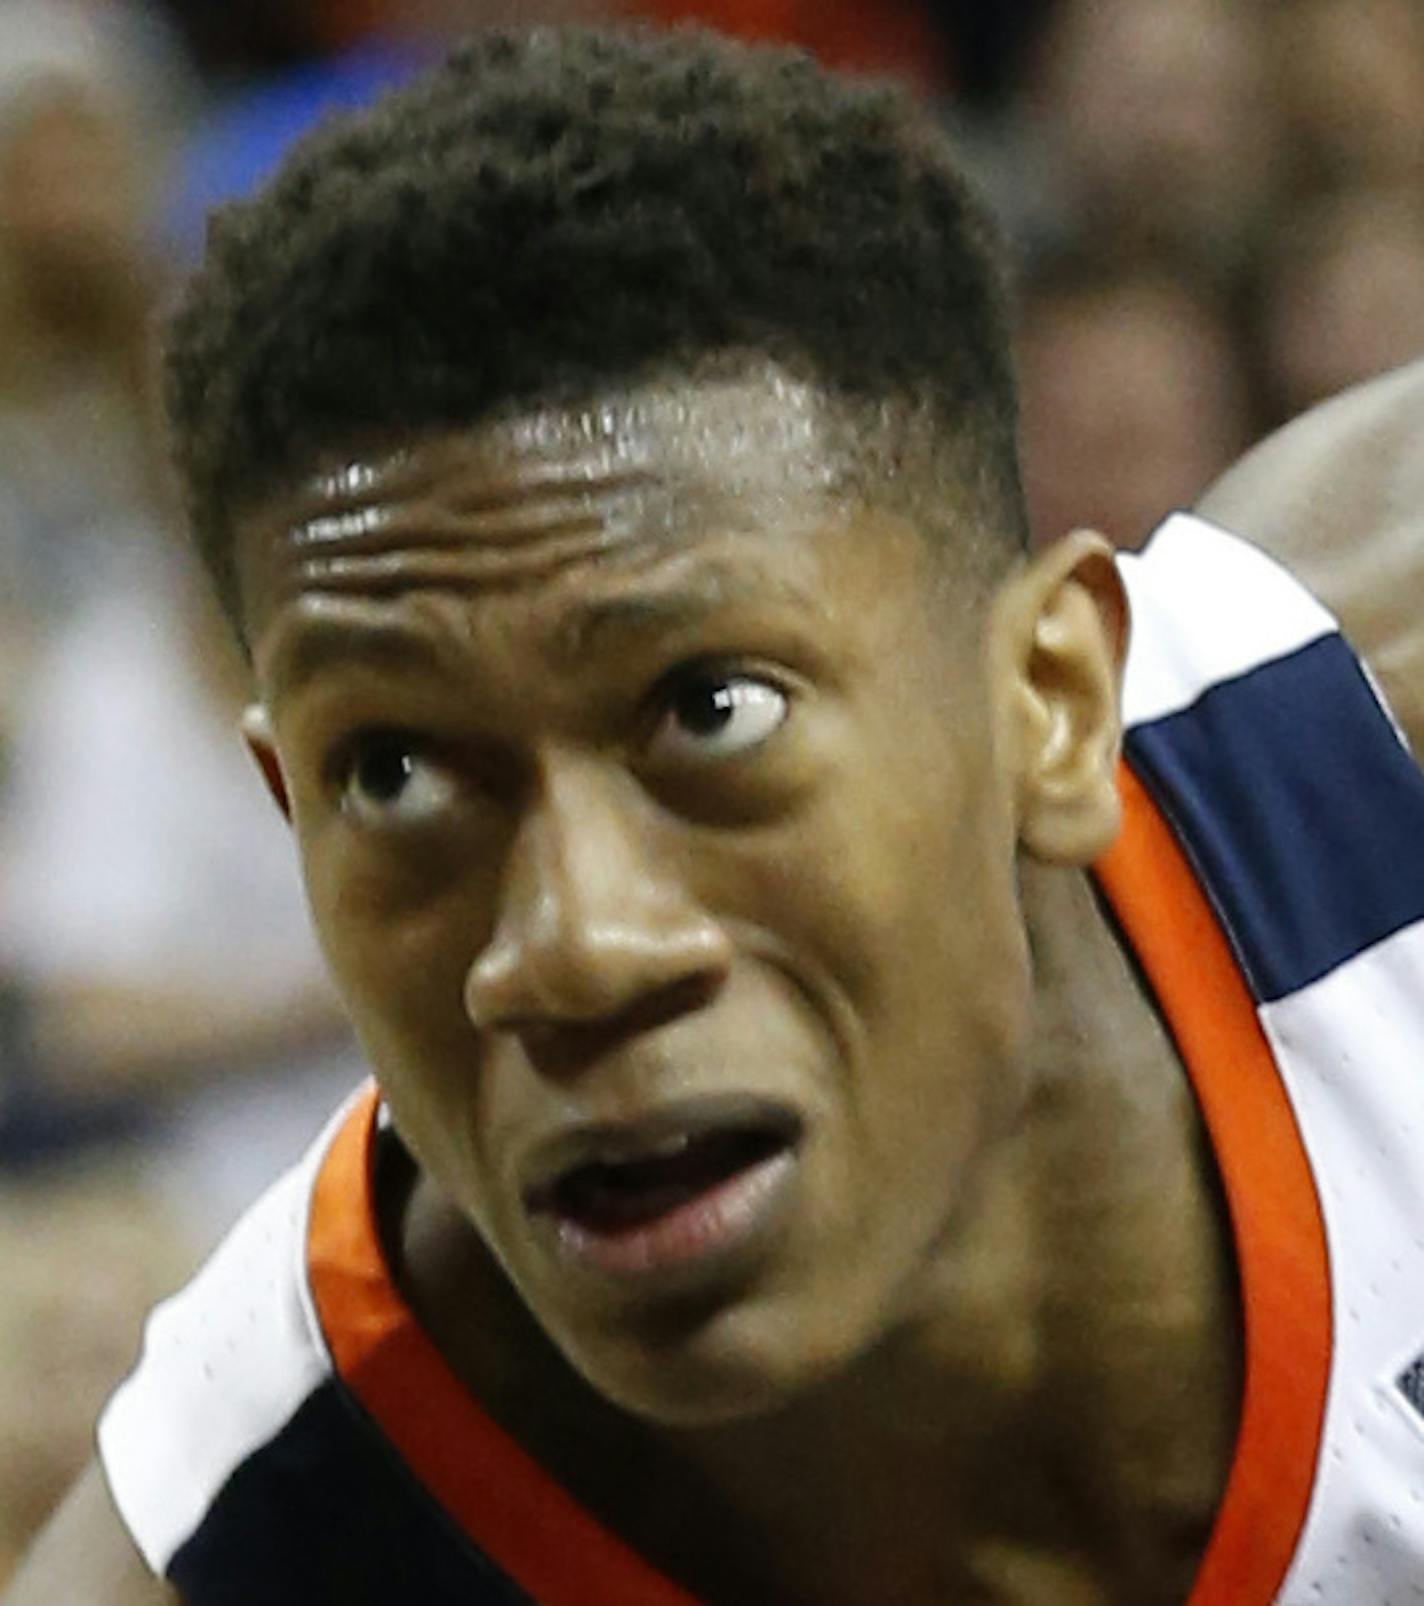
590 1362 796 1430
553 1289 867 1430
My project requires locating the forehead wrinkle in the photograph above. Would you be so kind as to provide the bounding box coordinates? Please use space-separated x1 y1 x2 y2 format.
300 432 657 512
256 489 685 628
277 367 850 567
279 526 648 601
245 367 870 647
285 467 661 560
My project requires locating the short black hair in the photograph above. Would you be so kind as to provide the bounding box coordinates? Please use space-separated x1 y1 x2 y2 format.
165 25 1027 629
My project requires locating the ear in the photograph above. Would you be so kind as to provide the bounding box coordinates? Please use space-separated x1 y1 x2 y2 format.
240 704 292 821
992 531 1129 865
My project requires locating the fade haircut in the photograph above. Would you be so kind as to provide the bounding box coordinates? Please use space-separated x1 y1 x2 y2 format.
165 25 1028 631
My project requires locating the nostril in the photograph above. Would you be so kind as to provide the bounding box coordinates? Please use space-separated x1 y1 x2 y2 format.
615 969 724 1037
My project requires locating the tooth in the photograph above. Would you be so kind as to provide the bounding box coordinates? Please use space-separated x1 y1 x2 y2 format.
652 1131 694 1158
605 1131 691 1165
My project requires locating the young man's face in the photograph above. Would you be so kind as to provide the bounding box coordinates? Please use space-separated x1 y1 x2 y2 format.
239 370 1051 1423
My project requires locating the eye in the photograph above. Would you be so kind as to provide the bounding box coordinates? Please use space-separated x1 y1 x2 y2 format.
337 730 456 827
648 668 789 764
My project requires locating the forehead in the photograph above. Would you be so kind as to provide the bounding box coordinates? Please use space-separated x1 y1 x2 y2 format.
239 369 896 669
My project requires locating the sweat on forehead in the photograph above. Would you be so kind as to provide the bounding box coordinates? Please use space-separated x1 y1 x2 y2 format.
234 368 1012 642
304 370 845 513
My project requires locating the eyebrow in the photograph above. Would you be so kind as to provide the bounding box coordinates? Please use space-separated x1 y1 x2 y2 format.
263 615 448 699
544 567 809 667
264 564 814 696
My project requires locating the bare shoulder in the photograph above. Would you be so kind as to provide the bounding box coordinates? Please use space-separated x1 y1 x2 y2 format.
1196 360 1424 750
2 1462 181 1606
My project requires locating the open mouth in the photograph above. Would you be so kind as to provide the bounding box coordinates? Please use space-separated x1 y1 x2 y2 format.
546 1126 789 1231
526 1108 802 1276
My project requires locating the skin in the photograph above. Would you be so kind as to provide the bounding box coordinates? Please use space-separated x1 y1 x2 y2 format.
37 353 1424 1604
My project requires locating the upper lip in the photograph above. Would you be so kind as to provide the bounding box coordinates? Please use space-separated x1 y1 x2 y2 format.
521 1093 804 1210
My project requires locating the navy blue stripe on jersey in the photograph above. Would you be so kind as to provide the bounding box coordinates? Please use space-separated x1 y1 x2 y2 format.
168 1380 530 1606
1125 633 1424 1005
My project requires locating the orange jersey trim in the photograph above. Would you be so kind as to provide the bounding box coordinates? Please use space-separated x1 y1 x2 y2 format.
307 1089 702 1606
1096 762 1332 1606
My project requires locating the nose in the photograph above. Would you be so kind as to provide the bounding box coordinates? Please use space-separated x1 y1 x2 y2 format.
464 754 732 1050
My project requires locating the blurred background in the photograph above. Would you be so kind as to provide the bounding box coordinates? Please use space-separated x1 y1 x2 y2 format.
3 0 1424 1575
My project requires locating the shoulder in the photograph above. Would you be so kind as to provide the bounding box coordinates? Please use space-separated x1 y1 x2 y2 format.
87 1100 360 1598
78 1088 516 1605
1196 360 1424 751
96 1110 348 1585
1197 360 1424 543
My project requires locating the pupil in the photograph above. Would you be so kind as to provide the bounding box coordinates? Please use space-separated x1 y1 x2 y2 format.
676 679 735 737
357 739 413 801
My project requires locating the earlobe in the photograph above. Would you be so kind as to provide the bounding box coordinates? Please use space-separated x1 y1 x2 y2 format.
999 532 1129 866
240 704 292 821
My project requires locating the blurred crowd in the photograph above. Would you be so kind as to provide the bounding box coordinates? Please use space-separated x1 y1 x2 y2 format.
3 0 1424 1577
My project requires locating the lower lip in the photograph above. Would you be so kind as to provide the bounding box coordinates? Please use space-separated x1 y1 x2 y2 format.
545 1146 798 1278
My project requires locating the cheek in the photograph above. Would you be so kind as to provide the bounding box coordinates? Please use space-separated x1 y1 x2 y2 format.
857 810 1033 1143
730 717 1033 1143
746 706 1023 999
298 801 498 1019
313 888 449 1036
299 829 496 1143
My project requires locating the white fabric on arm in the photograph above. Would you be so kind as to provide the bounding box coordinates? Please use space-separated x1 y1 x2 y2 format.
96 1101 349 1574
1118 513 1337 731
